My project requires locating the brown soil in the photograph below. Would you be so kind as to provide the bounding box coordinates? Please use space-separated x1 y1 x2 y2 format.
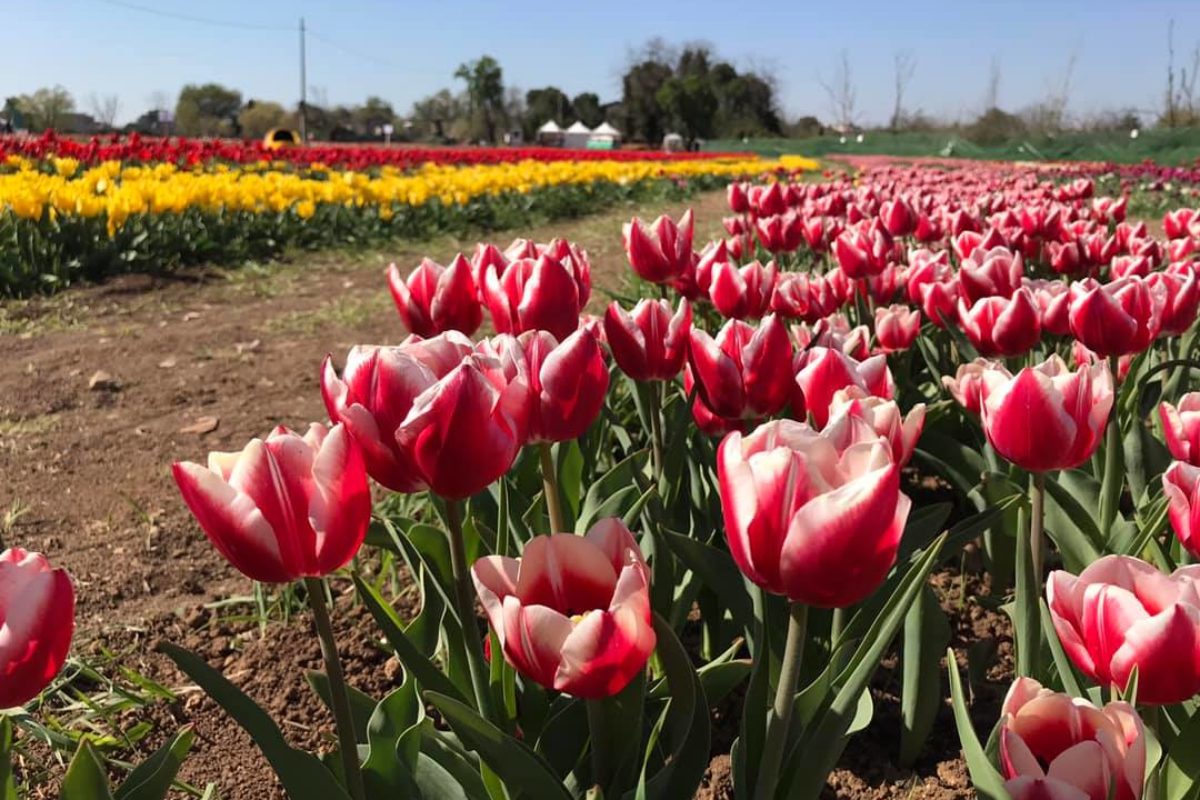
1 190 1012 798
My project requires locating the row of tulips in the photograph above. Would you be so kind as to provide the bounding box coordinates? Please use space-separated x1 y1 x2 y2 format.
0 131 747 170
0 150 794 296
9 158 1200 799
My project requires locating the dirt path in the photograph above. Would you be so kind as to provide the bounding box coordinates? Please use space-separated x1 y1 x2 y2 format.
0 191 729 633
0 192 733 796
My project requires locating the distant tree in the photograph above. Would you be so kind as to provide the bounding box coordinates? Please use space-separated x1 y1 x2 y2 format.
890 51 917 131
817 51 858 131
657 73 719 144
175 83 242 137
787 115 824 138
16 85 75 131
572 92 604 127
454 55 505 142
88 93 121 129
622 59 674 143
967 107 1026 145
525 87 573 136
238 100 293 139
410 89 465 142
353 96 396 135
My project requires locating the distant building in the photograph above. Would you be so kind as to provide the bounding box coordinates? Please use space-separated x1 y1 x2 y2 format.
60 112 101 134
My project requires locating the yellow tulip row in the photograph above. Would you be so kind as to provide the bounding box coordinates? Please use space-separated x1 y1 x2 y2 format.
0 154 814 237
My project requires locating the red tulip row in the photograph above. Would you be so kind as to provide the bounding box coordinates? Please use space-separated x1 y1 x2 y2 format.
11 157 1200 799
0 130 741 170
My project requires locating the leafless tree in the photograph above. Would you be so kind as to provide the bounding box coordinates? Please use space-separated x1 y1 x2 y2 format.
817 50 857 131
1167 19 1178 126
89 93 121 129
1040 48 1078 131
890 50 917 130
984 55 1002 111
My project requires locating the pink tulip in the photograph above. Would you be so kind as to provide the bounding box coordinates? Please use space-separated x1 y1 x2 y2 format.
1046 241 1084 276
1068 276 1166 357
472 519 655 698
958 287 1042 357
483 253 584 341
396 339 531 499
749 181 788 217
709 259 778 320
942 358 998 415
622 210 694 283
717 417 911 607
173 423 371 583
603 298 691 382
0 549 75 709
520 329 610 443
1048 555 1200 705
905 248 952 304
1110 255 1153 280
959 246 1024 303
321 336 473 492
880 198 916 237
793 346 894 429
386 255 482 337
1162 393 1200 466
979 355 1113 472
999 677 1145 800
1149 268 1200 336
828 388 925 465
919 278 960 328
771 272 834 322
1164 208 1199 240
1164 460 1200 558
470 242 509 290
792 314 870 361
727 182 749 214
873 304 921 353
1027 279 1073 336
687 315 793 424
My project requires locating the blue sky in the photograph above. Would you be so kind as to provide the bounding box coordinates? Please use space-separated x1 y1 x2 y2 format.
5 0 1199 126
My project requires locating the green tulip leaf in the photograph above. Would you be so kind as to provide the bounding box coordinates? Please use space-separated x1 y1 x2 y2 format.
1163 707 1200 800
62 740 114 800
353 574 469 705
660 529 755 635
157 641 352 800
425 691 573 800
0 717 15 800
114 727 195 800
306 670 378 744
899 584 951 767
947 647 1009 800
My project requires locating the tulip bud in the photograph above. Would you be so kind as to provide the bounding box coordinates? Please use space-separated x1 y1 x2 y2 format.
1161 393 1200 465
472 519 655 698
483 253 583 341
957 287 1042 357
0 549 75 709
998 677 1145 800
979 355 1113 472
521 329 610 443
1048 555 1200 705
687 315 793 425
717 417 911 607
1068 276 1166 357
873 304 921 353
793 346 894 429
386 255 482 337
173 423 372 583
603 298 691 382
709 260 778 320
622 210 694 283
942 358 998 415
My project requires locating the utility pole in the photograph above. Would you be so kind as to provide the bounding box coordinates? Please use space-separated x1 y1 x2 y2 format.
298 17 308 141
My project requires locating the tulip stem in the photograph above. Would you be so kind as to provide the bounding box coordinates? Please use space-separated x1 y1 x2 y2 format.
586 698 610 793
1099 354 1124 534
445 500 496 721
304 577 366 800
647 380 665 482
1030 472 1045 584
755 601 809 800
539 443 567 534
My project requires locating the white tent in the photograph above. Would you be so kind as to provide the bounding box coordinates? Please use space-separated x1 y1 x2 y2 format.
591 121 621 144
563 121 593 149
535 119 564 146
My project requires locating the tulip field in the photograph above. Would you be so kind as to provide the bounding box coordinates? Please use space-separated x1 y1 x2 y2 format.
0 133 787 297
10 144 1200 800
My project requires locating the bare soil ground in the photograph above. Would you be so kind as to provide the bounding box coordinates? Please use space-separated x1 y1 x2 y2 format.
0 190 1011 798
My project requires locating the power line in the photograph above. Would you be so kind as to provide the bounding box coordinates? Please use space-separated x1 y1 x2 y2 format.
306 29 399 69
94 0 290 32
